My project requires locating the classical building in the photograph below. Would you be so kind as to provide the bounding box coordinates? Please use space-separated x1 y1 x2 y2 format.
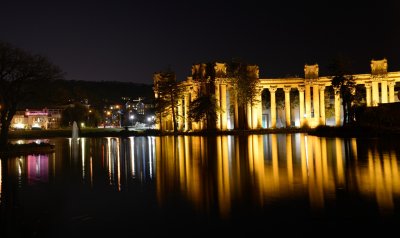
154 59 400 131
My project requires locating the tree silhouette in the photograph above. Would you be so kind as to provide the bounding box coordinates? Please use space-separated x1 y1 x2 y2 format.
0 41 64 146
329 56 356 125
154 69 183 133
226 59 260 129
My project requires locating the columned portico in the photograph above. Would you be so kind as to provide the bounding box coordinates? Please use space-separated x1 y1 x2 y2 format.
305 82 311 121
220 82 227 130
381 80 388 103
319 85 326 125
371 80 380 106
389 81 396 103
155 59 399 132
215 82 221 129
298 86 305 127
269 87 277 128
283 86 291 127
365 82 372 107
313 83 320 120
334 88 341 126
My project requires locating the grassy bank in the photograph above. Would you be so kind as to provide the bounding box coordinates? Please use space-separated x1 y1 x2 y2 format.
308 125 400 138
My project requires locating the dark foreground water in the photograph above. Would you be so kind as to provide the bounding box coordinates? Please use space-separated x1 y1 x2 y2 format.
1 134 400 237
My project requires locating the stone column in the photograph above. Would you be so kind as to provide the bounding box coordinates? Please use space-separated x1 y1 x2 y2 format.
365 82 372 107
372 80 379 106
305 82 311 119
220 83 227 130
283 86 291 127
319 85 326 126
234 93 239 129
389 81 396 103
247 102 252 129
215 81 221 129
252 88 262 129
177 98 183 131
313 84 320 120
191 86 199 130
269 87 277 128
381 80 388 103
298 86 305 127
257 89 263 128
334 88 341 126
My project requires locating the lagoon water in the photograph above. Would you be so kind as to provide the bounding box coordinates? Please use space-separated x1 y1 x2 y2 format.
1 134 400 237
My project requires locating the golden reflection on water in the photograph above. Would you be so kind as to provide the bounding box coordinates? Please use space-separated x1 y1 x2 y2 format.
154 134 400 217
3 135 400 219
0 159 2 204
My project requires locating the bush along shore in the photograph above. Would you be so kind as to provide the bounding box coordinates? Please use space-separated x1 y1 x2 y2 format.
308 124 400 138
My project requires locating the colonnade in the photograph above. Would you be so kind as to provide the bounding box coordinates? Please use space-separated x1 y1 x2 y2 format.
155 59 400 131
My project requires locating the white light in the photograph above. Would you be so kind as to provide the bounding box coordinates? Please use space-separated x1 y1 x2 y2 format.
130 115 134 120
13 123 25 129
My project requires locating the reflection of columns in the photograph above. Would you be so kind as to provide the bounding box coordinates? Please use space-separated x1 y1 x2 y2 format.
305 83 311 120
313 84 320 119
286 134 293 189
220 83 227 130
269 87 277 128
365 82 372 107
217 136 230 217
388 81 396 103
215 82 221 129
177 99 183 131
298 86 305 127
300 134 307 185
335 138 344 186
381 80 388 103
334 88 341 126
372 81 379 106
284 86 291 127
321 138 329 188
319 85 325 125
271 134 279 186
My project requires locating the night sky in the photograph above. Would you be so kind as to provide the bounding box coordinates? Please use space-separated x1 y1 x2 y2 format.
1 0 399 84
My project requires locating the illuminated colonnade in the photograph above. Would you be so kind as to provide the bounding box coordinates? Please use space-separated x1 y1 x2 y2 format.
154 59 400 131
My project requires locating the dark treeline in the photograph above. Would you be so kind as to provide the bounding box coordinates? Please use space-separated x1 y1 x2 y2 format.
20 79 154 109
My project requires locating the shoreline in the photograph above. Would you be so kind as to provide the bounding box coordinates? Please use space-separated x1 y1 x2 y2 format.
2 125 400 156
8 127 313 139
6 125 400 140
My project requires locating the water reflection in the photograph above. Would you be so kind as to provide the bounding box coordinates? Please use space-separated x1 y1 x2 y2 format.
1 134 400 220
154 134 400 217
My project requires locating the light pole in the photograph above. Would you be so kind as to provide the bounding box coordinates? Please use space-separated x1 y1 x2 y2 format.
130 115 134 127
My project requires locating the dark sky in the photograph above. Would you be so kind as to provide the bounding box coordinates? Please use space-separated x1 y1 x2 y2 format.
1 0 399 84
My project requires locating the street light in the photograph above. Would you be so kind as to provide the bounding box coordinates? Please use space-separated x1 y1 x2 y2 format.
130 115 134 126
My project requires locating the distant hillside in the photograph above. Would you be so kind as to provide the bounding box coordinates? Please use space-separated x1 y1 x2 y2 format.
20 79 154 109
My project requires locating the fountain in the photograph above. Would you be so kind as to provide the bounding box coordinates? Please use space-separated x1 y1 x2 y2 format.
71 121 79 159
72 121 79 139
